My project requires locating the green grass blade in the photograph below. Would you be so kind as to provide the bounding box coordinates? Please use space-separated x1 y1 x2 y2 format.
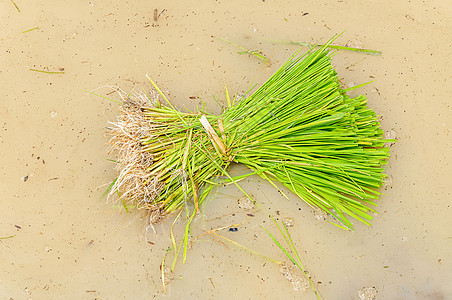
98 178 117 201
225 85 232 108
21 26 39 33
10 0 20 12
277 40 382 56
343 81 374 92
182 209 197 264
82 89 122 104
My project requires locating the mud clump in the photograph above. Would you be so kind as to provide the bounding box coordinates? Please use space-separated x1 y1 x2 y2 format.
357 286 378 300
280 263 309 291
237 195 255 210
282 217 294 227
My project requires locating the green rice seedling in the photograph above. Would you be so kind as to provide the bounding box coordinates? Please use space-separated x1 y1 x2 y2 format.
107 34 393 233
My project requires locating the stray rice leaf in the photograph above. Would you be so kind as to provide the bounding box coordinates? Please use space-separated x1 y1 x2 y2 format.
10 0 20 12
29 68 65 74
0 235 16 239
219 37 270 65
278 40 382 56
21 26 39 33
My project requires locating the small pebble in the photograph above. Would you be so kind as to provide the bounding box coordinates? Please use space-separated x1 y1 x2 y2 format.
384 129 397 147
357 287 378 300
382 175 393 190
345 40 363 48
282 217 294 227
314 210 326 220
346 82 356 89
384 129 397 140
280 263 309 291
237 196 255 210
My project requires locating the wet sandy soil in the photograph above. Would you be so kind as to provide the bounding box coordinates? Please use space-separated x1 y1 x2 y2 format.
1 1 451 299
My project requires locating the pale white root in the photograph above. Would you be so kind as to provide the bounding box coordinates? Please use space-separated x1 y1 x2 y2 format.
107 90 164 223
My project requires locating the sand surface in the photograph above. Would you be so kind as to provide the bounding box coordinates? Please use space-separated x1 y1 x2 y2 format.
1 1 451 299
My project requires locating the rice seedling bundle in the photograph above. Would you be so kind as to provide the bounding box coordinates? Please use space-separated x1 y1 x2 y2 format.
108 40 391 230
